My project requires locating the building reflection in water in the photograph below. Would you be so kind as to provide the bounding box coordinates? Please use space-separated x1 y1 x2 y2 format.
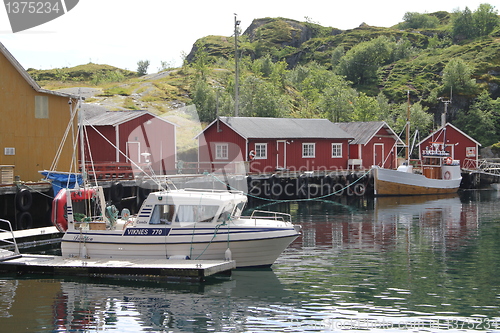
292 194 478 252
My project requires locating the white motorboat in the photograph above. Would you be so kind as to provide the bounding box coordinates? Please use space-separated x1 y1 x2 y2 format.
58 186 301 268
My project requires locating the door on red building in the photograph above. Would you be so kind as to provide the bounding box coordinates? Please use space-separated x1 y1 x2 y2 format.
276 140 287 170
126 142 140 165
374 143 384 167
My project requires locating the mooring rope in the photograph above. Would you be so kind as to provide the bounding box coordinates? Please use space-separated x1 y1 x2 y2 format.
208 168 372 203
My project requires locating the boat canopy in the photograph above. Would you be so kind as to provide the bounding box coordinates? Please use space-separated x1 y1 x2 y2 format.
40 171 83 196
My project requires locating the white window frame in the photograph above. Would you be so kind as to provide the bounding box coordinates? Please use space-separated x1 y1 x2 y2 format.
255 143 267 159
332 143 342 158
215 143 228 160
302 143 315 158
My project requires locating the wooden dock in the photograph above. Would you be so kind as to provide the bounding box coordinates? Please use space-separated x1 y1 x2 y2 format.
0 226 62 249
0 249 235 282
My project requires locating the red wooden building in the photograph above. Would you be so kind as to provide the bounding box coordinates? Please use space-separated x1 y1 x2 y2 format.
82 106 177 175
336 121 403 170
418 122 481 169
196 117 354 174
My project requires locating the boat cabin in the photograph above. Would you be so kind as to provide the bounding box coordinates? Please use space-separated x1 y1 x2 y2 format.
135 189 247 226
420 142 460 180
61 186 249 232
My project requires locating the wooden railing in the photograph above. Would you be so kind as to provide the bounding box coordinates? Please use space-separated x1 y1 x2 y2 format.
462 158 500 176
85 163 135 180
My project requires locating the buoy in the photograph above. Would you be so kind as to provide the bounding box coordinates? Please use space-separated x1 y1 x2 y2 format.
225 248 232 261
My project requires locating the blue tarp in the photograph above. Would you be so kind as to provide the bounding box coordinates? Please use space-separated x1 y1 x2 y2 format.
40 171 83 196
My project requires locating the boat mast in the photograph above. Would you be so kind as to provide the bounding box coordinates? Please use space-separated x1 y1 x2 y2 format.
406 91 410 164
78 96 87 186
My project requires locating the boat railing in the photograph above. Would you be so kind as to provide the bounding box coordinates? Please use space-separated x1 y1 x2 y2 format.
246 210 292 224
183 188 244 195
421 149 450 157
0 219 19 254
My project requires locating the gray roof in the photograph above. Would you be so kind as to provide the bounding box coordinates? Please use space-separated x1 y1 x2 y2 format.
83 108 150 126
218 117 353 139
335 121 402 145
81 106 176 127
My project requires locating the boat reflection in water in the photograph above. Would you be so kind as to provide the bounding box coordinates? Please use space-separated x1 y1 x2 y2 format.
0 269 290 332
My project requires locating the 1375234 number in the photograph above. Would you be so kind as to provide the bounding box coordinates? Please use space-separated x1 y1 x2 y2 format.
5 2 61 14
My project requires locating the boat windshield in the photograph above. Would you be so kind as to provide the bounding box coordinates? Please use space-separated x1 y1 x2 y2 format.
176 205 219 223
150 204 176 225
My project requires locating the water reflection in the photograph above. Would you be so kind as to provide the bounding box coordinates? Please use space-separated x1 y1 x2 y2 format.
282 193 480 253
1 191 500 332
0 269 292 332
273 191 500 328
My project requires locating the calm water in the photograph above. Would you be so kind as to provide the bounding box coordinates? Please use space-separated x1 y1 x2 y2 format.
2 190 500 332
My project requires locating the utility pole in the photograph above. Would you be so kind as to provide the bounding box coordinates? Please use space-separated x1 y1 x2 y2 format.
234 14 240 117
439 87 452 127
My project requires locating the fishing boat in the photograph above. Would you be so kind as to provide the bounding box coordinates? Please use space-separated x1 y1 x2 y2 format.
58 186 300 268
372 145 462 195
372 93 462 196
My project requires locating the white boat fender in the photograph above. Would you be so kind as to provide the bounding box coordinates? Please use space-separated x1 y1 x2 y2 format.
225 248 232 261
82 245 88 258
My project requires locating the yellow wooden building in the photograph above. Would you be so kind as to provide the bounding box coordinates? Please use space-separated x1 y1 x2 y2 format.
0 42 78 182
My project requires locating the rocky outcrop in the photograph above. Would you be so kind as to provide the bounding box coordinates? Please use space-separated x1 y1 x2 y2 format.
186 17 342 65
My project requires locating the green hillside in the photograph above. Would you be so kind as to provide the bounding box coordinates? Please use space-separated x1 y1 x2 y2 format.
30 4 500 151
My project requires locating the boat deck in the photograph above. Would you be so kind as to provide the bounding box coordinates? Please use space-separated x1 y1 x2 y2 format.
0 249 235 282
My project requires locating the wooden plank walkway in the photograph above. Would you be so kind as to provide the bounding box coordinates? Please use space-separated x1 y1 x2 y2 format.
0 251 235 282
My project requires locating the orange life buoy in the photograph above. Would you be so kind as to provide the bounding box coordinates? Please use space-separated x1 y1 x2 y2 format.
51 188 96 232
444 157 453 165
249 150 256 161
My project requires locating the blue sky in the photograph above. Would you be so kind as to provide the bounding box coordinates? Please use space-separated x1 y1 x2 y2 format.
0 0 493 73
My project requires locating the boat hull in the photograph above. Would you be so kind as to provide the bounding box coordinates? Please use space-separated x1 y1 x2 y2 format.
373 167 461 196
61 226 299 268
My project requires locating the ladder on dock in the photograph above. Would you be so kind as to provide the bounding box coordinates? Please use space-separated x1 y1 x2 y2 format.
0 219 21 261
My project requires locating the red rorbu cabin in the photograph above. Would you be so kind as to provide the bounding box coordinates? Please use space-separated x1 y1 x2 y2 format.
196 117 354 174
335 121 403 170
82 106 177 176
418 122 481 169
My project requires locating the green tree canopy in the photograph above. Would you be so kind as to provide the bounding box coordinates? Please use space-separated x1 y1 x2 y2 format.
442 58 478 95
452 4 499 39
337 36 394 85
400 12 440 29
454 91 500 146
136 60 150 76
